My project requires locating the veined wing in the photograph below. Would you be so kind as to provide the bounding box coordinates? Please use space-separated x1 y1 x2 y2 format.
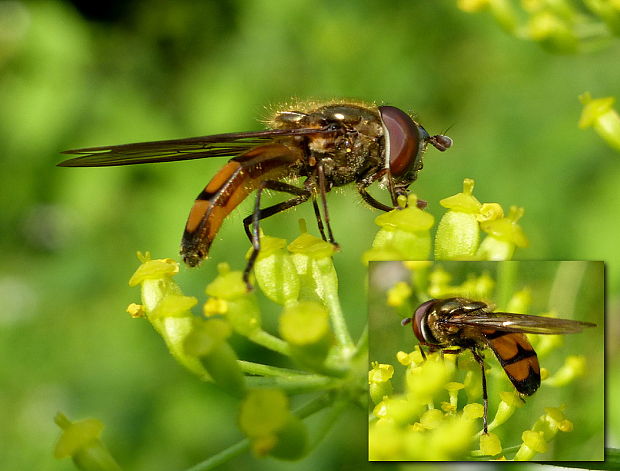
59 127 332 167
445 312 596 334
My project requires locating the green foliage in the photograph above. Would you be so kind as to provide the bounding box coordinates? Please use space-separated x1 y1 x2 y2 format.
458 0 620 52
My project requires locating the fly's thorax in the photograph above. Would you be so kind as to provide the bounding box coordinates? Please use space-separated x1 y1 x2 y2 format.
412 297 490 349
308 105 384 186
273 103 385 187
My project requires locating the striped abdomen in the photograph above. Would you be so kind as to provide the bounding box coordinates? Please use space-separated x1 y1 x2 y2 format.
181 143 302 266
482 329 541 396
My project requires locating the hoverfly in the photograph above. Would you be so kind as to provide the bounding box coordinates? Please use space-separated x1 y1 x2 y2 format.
402 297 596 433
59 102 451 286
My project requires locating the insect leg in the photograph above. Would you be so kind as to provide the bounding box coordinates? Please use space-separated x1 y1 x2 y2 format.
471 348 488 434
242 180 311 288
418 344 427 361
316 161 337 246
357 169 395 211
310 194 328 241
242 181 311 241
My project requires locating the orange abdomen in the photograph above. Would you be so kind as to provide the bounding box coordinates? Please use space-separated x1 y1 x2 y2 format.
180 143 302 266
483 330 541 396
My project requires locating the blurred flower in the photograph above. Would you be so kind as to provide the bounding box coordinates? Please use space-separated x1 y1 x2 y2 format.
579 92 620 151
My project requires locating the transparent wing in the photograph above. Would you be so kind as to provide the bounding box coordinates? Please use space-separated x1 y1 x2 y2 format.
59 127 331 167
445 312 596 334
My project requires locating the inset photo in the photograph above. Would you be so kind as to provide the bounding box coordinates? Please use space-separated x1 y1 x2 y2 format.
368 261 604 462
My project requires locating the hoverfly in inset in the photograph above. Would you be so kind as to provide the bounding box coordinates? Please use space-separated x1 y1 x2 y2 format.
402 297 596 433
59 102 451 287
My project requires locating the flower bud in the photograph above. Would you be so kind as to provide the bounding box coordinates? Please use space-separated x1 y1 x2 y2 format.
479 431 502 456
279 301 332 371
477 206 528 260
583 0 620 35
128 254 207 379
527 11 578 53
364 194 434 262
54 413 121 471
206 264 262 336
435 179 481 259
288 232 337 304
579 92 620 151
487 391 524 430
369 362 394 404
515 430 547 460
251 235 300 306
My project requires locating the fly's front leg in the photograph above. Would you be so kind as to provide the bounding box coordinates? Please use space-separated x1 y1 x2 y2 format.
357 169 394 212
242 180 311 289
358 170 427 210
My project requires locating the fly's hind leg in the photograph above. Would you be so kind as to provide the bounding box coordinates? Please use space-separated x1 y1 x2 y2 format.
242 180 311 289
470 348 489 434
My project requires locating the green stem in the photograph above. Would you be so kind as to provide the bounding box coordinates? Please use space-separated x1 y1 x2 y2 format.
237 360 309 377
354 324 368 358
321 268 354 352
245 374 341 394
248 329 291 356
294 392 336 418
185 439 250 471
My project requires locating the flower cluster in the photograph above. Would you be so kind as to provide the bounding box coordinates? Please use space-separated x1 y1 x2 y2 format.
579 92 620 152
457 0 620 53
364 178 528 262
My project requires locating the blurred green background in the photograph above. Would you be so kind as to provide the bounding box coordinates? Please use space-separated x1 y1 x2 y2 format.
0 1 617 469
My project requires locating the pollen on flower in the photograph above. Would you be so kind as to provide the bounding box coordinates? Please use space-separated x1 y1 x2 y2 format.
441 402 456 413
203 297 228 316
126 303 145 318
396 350 415 366
477 203 504 222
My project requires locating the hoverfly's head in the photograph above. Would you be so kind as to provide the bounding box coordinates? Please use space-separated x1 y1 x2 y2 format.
378 106 452 186
402 298 440 345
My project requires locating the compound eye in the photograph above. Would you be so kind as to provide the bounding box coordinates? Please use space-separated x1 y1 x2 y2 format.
411 299 437 344
379 106 425 177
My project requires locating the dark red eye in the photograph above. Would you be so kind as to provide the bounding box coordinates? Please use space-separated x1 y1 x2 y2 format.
378 106 426 177
410 299 437 344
